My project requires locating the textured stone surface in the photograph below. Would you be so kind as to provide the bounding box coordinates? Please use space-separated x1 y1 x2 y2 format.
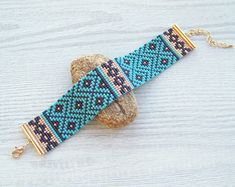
70 54 138 128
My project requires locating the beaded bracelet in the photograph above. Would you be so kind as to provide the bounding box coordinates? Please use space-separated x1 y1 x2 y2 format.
11 24 232 158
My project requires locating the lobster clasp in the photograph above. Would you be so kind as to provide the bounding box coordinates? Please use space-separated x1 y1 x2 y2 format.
12 146 25 158
11 140 30 159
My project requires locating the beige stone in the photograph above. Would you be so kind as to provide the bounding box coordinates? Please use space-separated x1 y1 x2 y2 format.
70 54 138 128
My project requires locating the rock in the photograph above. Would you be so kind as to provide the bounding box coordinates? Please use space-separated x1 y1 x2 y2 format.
70 54 138 128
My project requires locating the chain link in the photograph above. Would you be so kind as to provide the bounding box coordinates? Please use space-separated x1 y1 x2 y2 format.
186 28 233 48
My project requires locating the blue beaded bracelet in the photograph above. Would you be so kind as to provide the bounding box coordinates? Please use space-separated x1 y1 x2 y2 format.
14 24 196 156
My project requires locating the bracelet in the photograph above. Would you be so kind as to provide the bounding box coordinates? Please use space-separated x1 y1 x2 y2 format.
16 24 196 156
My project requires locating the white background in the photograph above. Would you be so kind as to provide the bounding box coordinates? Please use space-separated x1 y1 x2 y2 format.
0 0 234 186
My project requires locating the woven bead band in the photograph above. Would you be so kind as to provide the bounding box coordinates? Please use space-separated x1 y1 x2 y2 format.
21 25 195 155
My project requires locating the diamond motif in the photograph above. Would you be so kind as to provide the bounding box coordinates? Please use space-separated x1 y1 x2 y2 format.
42 69 116 140
114 36 179 88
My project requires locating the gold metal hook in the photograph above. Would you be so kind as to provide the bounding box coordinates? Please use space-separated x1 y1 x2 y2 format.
11 140 30 159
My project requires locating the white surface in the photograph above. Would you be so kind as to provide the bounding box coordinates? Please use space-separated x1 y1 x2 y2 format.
0 0 235 186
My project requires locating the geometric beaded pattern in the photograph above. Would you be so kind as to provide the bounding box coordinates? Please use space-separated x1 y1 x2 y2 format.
98 60 134 96
114 35 180 88
24 67 119 153
23 27 194 154
163 28 192 56
42 68 117 142
27 116 60 153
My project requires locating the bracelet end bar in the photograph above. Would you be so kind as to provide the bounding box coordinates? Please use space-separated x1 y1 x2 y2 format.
172 24 196 49
21 124 45 156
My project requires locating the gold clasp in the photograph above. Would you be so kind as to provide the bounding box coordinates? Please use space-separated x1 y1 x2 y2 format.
185 28 233 48
11 140 30 159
